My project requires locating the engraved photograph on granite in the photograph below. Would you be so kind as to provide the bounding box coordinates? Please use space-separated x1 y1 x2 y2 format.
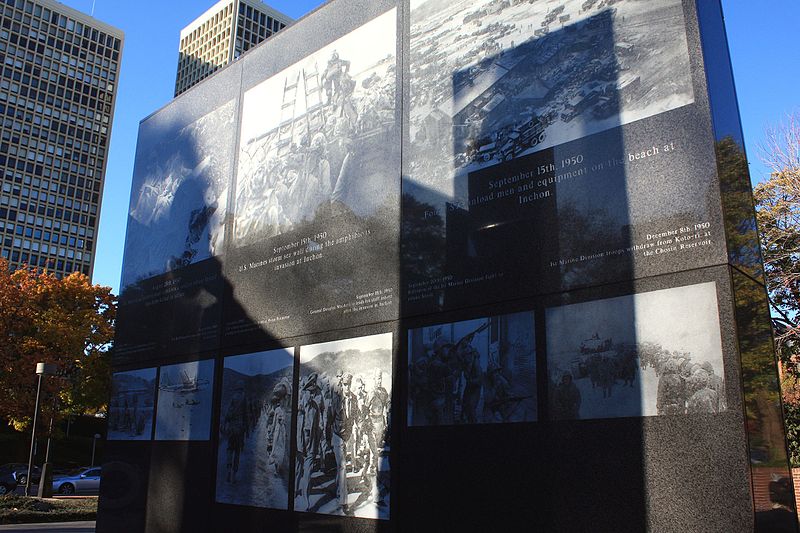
121 102 235 291
155 360 215 441
407 311 537 426
295 333 392 520
407 0 693 177
115 86 239 361
226 9 399 341
107 368 157 441
402 0 729 315
546 282 726 420
215 348 294 510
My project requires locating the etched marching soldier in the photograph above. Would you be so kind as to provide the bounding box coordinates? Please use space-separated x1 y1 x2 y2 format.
332 372 357 513
458 340 483 424
552 372 582 420
702 361 725 411
598 356 616 399
485 359 512 422
656 360 685 415
267 379 291 477
296 374 323 510
221 381 247 484
364 370 390 505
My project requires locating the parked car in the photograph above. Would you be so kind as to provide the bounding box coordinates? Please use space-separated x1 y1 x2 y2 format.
52 467 102 495
0 463 41 487
0 470 17 495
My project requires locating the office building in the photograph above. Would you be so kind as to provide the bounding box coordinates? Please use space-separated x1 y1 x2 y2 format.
0 0 123 279
174 0 292 96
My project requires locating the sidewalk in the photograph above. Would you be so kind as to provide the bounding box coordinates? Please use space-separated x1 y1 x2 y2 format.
0 522 94 532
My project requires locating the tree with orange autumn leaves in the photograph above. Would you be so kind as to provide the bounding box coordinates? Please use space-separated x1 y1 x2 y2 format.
0 259 115 430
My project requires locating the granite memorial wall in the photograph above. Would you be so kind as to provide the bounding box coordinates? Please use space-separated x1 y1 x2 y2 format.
98 0 796 532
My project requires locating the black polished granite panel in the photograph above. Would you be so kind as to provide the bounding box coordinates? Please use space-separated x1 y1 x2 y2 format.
115 63 243 361
697 0 764 283
399 266 752 532
400 0 728 316
221 1 401 346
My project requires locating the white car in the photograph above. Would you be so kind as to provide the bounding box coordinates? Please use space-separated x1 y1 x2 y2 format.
52 467 102 495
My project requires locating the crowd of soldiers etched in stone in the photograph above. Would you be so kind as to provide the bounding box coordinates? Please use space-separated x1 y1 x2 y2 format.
108 392 152 439
644 345 725 416
107 370 156 441
295 369 390 517
549 334 725 420
234 45 396 247
408 316 537 426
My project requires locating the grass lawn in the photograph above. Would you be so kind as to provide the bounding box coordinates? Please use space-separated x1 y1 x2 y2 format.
0 494 97 524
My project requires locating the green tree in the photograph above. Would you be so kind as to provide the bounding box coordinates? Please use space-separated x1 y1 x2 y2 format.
754 114 800 465
0 259 116 431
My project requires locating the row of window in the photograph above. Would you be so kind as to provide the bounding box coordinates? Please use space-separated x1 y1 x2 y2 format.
1 83 111 128
179 37 229 63
239 13 284 34
0 56 114 108
2 20 119 65
0 206 95 238
0 49 117 120
180 1 233 47
1 176 99 210
0 111 105 161
177 42 229 77
0 92 111 157
0 202 97 229
2 188 96 214
3 0 119 49
2 149 101 181
1 25 118 79
1 133 104 189
2 247 90 277
180 14 232 54
0 102 108 155
1 140 102 177
2 1 121 55
2 28 118 79
2 49 115 94
3 230 89 254
238 2 287 33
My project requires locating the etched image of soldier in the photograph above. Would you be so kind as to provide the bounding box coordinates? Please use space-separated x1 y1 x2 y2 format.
221 381 248 484
296 373 323 511
215 349 295 510
233 12 397 247
550 372 581 420
265 377 292 476
408 312 537 426
547 282 727 420
295 333 393 520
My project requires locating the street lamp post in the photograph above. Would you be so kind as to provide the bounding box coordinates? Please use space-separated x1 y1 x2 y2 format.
91 434 101 467
25 363 57 497
37 390 58 499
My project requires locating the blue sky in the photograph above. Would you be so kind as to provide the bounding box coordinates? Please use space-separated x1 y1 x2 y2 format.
53 0 800 292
